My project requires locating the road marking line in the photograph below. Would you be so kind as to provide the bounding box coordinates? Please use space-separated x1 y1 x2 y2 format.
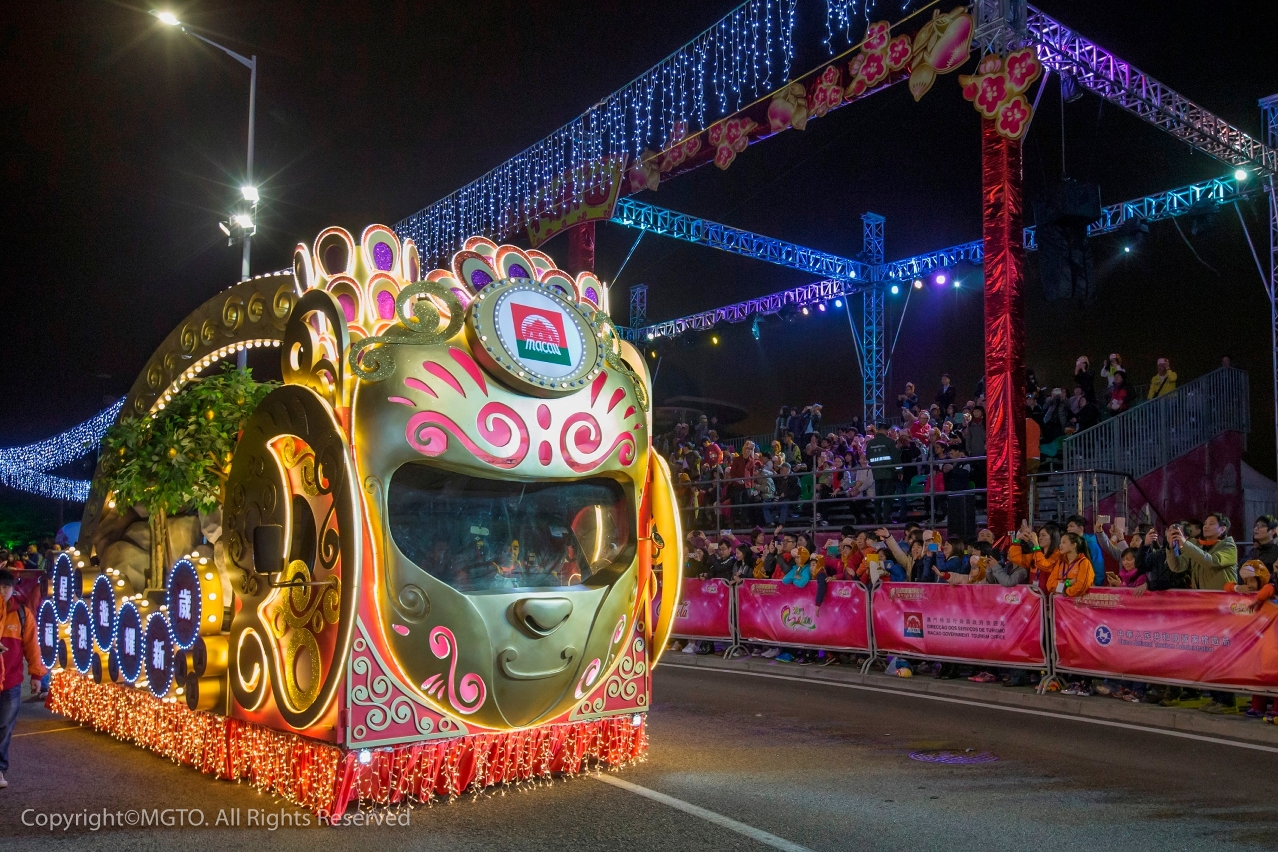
663 663 1278 755
592 773 815 852
12 725 83 738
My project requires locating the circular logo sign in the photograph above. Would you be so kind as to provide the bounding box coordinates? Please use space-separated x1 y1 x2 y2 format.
69 599 95 674
37 599 59 668
467 279 602 397
166 559 202 650
51 552 75 623
143 612 174 697
1094 625 1112 645
115 601 143 683
90 574 116 650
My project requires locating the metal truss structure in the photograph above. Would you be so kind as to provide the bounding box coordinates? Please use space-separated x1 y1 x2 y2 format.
1024 5 1277 176
1262 94 1278 477
625 171 1266 388
861 214 886 424
611 198 871 282
628 284 648 328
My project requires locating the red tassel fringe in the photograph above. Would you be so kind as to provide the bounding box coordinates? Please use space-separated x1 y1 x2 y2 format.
46 671 647 816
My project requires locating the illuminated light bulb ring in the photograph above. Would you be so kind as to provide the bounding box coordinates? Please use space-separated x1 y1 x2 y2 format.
69 600 95 674
115 601 144 684
51 552 75 623
165 559 202 651
37 600 60 669
90 574 116 651
143 612 176 698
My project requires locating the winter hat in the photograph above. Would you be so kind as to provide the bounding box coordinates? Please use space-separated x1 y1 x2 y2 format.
796 546 811 565
1240 560 1271 585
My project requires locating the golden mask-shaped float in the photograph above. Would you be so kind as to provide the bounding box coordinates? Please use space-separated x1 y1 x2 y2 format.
54 226 683 807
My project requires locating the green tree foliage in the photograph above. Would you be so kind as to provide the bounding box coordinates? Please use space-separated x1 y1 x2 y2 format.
101 367 275 516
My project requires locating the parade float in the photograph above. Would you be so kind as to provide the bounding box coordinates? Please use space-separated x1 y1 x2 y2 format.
39 226 683 814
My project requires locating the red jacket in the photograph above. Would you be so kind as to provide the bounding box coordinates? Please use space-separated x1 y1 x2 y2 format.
1 596 47 691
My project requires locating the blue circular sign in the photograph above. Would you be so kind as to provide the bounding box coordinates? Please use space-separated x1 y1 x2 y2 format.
1094 625 1112 645
143 612 174 698
69 599 95 674
51 552 75 622
36 599 59 668
165 559 202 650
115 601 143 683
90 574 116 650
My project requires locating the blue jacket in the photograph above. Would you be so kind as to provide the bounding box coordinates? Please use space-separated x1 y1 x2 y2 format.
783 563 813 588
1083 533 1105 584
919 552 965 582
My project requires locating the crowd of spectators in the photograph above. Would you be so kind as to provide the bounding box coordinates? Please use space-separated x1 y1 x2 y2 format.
673 512 1277 723
660 354 1202 532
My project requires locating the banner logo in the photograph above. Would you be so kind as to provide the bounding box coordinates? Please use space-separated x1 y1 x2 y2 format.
1094 625 1112 645
903 612 924 638
511 303 571 366
780 605 816 631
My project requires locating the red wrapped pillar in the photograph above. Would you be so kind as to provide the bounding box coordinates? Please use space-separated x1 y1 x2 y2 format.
981 118 1027 536
567 222 596 274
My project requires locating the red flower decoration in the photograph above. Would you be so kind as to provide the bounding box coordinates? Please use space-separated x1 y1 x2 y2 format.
974 73 1009 117
808 65 843 118
847 54 865 78
709 117 756 170
846 76 868 99
996 95 1032 140
1004 47 1042 93
865 21 890 51
886 35 912 71
861 52 887 87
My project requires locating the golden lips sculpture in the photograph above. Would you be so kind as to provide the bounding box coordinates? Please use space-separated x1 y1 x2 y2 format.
223 227 682 734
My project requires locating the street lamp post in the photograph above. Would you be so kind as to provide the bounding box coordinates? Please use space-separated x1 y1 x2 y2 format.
154 11 257 368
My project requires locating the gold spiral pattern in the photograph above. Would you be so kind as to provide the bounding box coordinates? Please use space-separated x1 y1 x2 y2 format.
349 280 465 382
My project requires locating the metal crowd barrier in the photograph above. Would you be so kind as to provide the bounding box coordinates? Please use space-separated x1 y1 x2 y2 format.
668 576 1278 697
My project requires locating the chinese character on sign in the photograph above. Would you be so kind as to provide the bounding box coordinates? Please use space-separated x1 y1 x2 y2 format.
151 640 165 670
178 588 192 621
124 627 136 655
59 576 68 599
44 624 54 646
77 623 87 650
99 600 109 626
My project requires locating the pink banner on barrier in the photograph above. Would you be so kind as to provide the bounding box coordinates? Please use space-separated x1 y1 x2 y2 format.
670 578 733 640
1053 588 1278 691
737 579 870 651
871 583 1046 665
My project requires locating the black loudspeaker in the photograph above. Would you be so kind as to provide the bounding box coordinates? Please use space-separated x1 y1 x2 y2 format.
1034 179 1101 305
947 494 978 542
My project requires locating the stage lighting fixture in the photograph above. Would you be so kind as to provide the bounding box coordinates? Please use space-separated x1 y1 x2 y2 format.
935 273 947 285
801 306 810 315
646 332 654 340
913 278 923 288
751 316 761 340
241 185 260 202
817 303 826 312
1235 169 1249 181
710 334 719 345
218 221 231 237
890 284 900 295
953 279 961 288
833 299 843 308
1123 246 1131 253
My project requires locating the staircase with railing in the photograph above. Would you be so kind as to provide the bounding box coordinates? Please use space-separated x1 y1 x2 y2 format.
1032 367 1251 521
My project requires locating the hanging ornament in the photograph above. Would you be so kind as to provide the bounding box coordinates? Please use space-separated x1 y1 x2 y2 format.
907 7 976 102
845 21 912 100
767 82 810 133
960 47 1043 141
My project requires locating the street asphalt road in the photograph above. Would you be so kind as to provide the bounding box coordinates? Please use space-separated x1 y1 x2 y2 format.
1 664 1275 851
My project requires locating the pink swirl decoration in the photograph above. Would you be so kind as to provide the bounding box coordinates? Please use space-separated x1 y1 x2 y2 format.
574 658 602 699
405 401 529 468
559 412 636 472
420 626 486 715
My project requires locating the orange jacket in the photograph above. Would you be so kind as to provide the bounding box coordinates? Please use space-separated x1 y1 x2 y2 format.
1 596 47 690
1047 556 1094 597
1007 543 1062 590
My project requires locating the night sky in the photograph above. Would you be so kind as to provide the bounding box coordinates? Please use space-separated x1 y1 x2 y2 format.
1 1 1276 529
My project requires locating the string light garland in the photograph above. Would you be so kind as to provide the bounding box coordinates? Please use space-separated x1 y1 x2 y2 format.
395 0 796 266
47 671 647 816
0 398 123 501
